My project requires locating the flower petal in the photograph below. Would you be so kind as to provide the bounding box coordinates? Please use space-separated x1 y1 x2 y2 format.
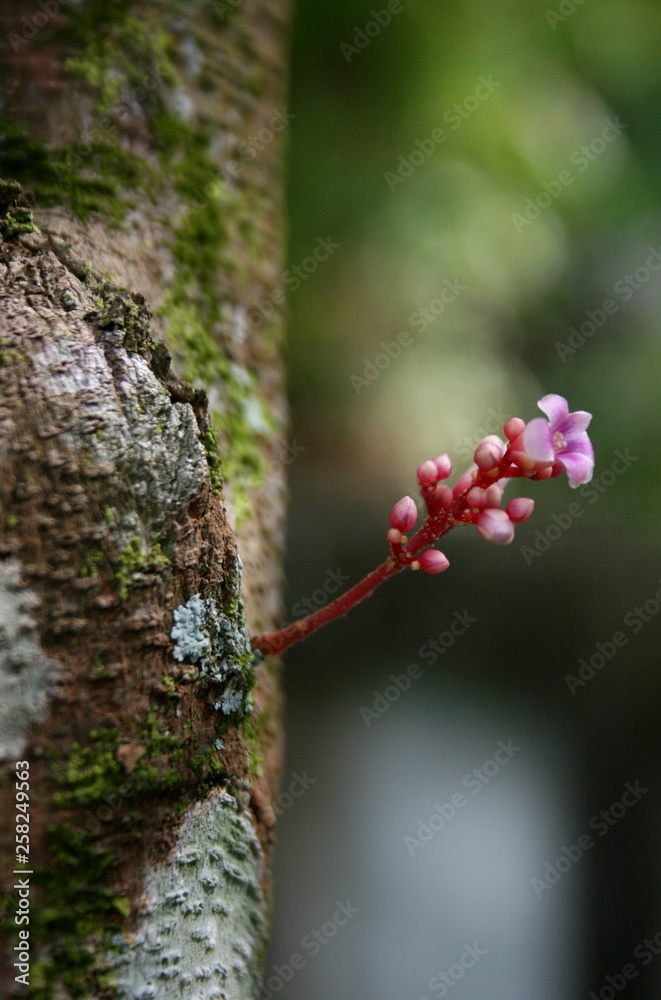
559 450 594 487
476 508 515 545
565 434 594 460
537 394 569 427
558 409 592 440
523 417 555 462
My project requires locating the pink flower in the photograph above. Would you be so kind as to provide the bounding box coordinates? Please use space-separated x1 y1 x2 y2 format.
251 393 596 657
434 454 452 479
510 394 594 487
503 417 525 441
485 483 504 508
466 486 488 509
474 435 506 471
453 468 476 498
418 549 450 574
476 508 515 545
434 484 453 508
506 497 534 523
389 495 418 532
417 460 440 486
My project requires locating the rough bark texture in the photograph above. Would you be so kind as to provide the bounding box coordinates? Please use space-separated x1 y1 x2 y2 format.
0 1 289 997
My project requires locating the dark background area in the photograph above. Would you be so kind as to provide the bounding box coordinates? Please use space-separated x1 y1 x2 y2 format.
264 1 661 997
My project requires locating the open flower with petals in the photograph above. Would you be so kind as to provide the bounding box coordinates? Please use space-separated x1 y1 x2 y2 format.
510 394 594 487
251 393 596 658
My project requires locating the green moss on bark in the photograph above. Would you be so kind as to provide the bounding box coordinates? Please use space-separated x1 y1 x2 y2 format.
0 177 39 239
114 537 170 601
0 117 148 223
47 725 186 814
0 1 276 500
150 109 273 498
25 825 128 1000
26 686 263 998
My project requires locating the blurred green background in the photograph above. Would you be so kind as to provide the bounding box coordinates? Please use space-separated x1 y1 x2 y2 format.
264 1 661 997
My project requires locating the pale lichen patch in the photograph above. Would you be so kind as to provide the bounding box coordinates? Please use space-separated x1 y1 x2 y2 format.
111 787 265 1000
28 303 208 549
170 556 254 715
0 559 62 761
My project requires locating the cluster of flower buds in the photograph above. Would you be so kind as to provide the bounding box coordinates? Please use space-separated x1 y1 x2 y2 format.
251 394 594 657
387 393 594 572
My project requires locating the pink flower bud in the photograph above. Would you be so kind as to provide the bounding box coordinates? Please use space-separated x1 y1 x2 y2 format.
419 549 450 574
434 454 452 479
485 484 503 508
417 460 439 486
453 469 475 498
466 486 488 509
387 527 402 545
506 498 534 523
474 435 505 471
435 484 453 508
508 441 536 472
503 417 525 441
389 495 418 532
476 508 515 545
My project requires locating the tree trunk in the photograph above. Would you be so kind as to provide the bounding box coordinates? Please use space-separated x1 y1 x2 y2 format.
0 1 289 997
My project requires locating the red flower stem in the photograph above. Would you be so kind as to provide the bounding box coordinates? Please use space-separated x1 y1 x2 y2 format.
250 457 533 657
251 555 407 656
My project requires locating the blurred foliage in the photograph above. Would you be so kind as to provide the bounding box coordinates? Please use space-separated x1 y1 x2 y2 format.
286 0 661 528
273 7 661 994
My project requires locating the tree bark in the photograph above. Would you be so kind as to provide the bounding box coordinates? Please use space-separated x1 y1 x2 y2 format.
0 1 289 997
